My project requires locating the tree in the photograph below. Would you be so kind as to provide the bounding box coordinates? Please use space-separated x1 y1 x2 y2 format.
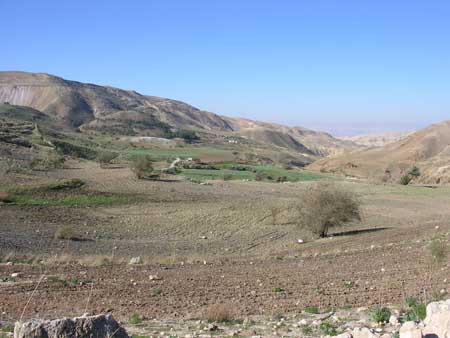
298 183 361 238
131 155 159 180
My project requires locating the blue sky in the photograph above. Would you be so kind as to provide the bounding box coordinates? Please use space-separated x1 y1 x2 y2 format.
1 1 450 135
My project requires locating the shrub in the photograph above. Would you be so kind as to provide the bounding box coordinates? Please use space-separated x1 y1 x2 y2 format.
408 166 421 177
320 322 338 336
131 156 159 180
223 173 233 181
129 313 143 325
400 175 412 185
428 238 448 264
49 179 85 190
203 304 235 323
98 152 118 167
404 298 426 321
371 307 391 324
298 183 361 238
277 176 288 183
54 226 79 241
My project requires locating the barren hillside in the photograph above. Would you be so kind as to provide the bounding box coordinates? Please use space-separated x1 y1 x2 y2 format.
310 121 450 184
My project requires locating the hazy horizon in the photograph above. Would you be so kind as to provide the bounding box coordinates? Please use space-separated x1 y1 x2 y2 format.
2 1 449 135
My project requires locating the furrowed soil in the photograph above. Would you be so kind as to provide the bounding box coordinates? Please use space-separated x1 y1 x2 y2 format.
0 160 449 322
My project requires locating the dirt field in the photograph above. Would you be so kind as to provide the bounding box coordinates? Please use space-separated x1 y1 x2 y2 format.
1 161 449 323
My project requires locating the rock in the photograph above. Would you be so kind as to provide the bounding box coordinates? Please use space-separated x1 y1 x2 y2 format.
423 298 450 338
389 315 399 326
149 275 162 281
129 257 141 265
399 321 422 338
11 273 20 278
380 334 392 338
14 314 129 338
352 327 380 338
297 239 304 244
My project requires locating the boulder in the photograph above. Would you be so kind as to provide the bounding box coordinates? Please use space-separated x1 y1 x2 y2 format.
399 321 423 338
14 314 129 338
423 299 450 338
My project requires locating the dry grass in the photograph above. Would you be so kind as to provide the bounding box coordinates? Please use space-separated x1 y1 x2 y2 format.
202 303 236 323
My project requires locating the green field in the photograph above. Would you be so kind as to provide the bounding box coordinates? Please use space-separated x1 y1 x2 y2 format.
179 163 325 182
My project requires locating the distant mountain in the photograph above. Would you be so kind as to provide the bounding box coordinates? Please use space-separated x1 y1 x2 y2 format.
0 71 357 158
339 131 411 147
309 121 450 184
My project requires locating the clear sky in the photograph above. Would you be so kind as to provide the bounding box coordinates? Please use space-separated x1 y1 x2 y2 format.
1 1 450 135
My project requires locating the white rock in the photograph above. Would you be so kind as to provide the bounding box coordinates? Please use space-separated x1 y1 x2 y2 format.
11 273 20 278
297 239 304 244
389 315 399 326
149 275 162 281
129 257 141 265
423 299 450 338
399 321 422 338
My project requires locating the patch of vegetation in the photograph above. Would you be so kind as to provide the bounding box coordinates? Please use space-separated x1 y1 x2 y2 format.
273 287 285 293
428 238 448 264
298 183 361 238
0 324 14 333
54 226 80 241
53 139 98 160
98 151 118 167
343 281 354 289
304 306 320 314
371 307 391 324
404 298 426 321
48 179 85 190
302 324 313 335
131 155 160 180
151 287 162 296
204 304 236 323
320 322 338 336
129 313 143 325
408 166 421 178
400 175 412 186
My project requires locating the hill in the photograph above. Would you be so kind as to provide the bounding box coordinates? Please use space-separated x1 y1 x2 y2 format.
309 120 450 184
0 71 356 161
339 131 411 147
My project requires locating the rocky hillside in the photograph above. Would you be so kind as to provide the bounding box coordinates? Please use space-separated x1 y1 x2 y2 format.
0 71 356 157
309 120 450 184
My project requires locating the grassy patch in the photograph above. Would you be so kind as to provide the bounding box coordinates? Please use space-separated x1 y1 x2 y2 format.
129 313 143 325
128 147 234 161
304 306 320 314
180 163 325 182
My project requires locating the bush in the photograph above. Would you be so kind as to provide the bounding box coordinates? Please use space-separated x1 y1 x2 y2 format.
131 156 159 180
54 226 79 241
400 175 412 185
404 298 426 321
428 238 448 264
371 307 391 324
298 183 361 238
98 152 118 167
203 304 235 323
49 179 85 190
408 166 421 177
129 313 143 325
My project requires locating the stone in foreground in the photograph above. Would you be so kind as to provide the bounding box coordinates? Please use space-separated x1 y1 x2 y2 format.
14 314 129 338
